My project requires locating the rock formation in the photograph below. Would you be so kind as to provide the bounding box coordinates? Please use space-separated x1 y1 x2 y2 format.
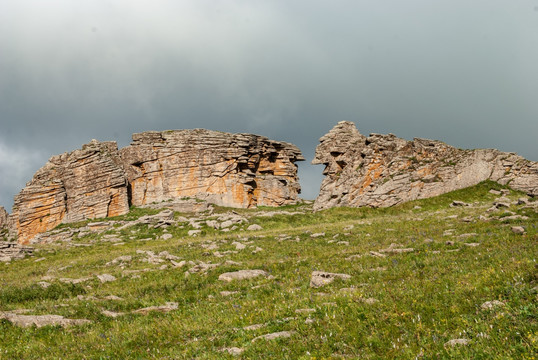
10 130 304 244
313 121 538 210
120 129 303 208
0 206 8 230
10 140 130 244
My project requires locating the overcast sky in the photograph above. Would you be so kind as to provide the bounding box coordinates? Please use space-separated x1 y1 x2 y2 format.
1 1 537 212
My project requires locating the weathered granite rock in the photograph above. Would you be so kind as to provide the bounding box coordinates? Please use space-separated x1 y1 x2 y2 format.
10 140 129 244
313 121 538 210
120 129 304 208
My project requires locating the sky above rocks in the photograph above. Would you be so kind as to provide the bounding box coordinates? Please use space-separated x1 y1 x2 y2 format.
1 0 537 211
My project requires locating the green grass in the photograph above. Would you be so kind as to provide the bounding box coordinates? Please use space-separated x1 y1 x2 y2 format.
0 181 536 359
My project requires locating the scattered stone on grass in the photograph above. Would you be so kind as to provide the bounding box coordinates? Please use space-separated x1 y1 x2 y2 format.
480 300 505 310
369 251 387 258
133 302 178 315
511 226 526 235
220 291 239 297
243 323 266 331
220 347 244 356
310 232 325 238
219 269 268 282
379 243 414 254
444 338 470 347
161 233 173 240
295 308 316 314
96 274 117 283
451 201 470 207
101 310 125 318
232 242 246 250
310 271 351 288
0 313 91 328
247 224 263 231
252 331 294 342
59 277 93 284
105 255 132 266
463 242 480 247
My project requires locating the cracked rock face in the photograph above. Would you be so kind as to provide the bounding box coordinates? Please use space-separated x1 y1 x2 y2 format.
10 140 130 244
120 129 304 208
9 129 304 244
0 206 8 230
313 121 538 210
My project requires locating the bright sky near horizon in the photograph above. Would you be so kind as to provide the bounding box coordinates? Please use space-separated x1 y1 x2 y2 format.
1 0 537 211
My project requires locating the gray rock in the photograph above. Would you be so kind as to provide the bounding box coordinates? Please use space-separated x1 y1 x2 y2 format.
161 233 173 240
247 224 263 231
132 302 178 315
0 313 91 328
218 269 268 282
511 226 526 235
310 271 351 288
220 347 244 356
444 338 470 347
106 255 132 266
252 331 294 342
96 274 117 283
480 300 505 310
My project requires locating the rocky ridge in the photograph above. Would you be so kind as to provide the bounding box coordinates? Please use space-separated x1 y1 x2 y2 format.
8 130 303 244
313 121 538 210
120 129 304 209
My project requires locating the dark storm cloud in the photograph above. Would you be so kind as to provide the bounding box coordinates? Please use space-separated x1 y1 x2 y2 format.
1 0 537 211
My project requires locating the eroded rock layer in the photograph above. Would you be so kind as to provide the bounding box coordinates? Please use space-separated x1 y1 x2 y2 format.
11 140 129 244
120 129 304 208
313 121 538 210
0 206 7 230
10 130 304 243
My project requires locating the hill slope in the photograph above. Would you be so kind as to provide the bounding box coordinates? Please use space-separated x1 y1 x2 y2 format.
0 181 536 359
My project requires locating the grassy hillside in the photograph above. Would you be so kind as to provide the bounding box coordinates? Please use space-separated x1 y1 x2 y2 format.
0 181 536 359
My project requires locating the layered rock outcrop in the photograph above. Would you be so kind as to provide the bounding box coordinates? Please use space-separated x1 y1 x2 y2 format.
313 121 538 210
0 206 8 230
120 129 304 208
10 130 304 244
10 140 130 244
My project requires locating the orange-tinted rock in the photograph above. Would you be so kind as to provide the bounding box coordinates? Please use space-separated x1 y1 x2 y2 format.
120 129 304 208
10 140 129 244
10 130 304 243
313 121 538 210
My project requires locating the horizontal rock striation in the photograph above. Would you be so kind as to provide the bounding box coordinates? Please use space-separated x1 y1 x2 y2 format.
0 206 8 230
120 129 304 208
10 140 129 244
10 130 304 244
313 121 538 210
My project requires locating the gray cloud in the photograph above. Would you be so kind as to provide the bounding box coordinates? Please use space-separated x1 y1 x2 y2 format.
1 0 537 211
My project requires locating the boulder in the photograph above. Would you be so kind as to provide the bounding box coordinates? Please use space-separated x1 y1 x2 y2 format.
10 140 129 244
120 129 304 208
313 121 538 210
